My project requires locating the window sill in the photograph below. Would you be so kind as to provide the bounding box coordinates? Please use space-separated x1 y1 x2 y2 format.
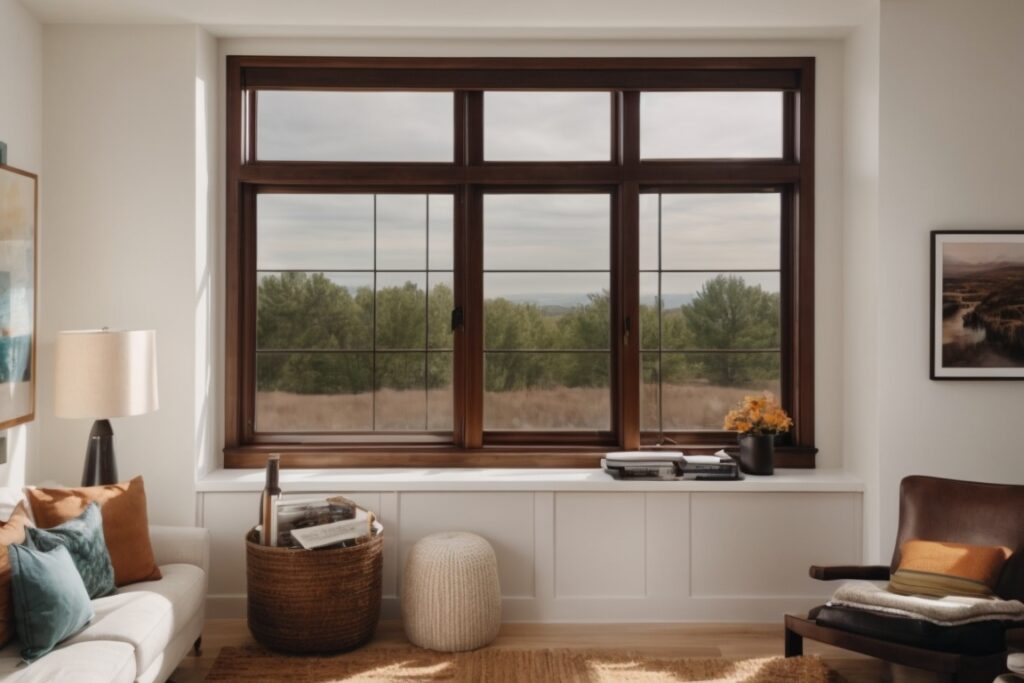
196 467 862 494
223 444 817 469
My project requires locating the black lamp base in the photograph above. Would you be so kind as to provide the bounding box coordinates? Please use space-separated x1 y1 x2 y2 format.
81 419 118 486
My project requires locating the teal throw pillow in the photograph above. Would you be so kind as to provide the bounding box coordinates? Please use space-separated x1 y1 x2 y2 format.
9 544 93 662
27 502 115 599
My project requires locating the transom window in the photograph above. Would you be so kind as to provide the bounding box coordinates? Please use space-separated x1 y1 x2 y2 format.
225 57 816 468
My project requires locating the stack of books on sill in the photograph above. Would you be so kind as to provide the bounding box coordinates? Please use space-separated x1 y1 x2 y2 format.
601 450 741 481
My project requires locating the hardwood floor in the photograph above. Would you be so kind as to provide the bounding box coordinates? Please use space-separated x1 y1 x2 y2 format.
171 619 925 682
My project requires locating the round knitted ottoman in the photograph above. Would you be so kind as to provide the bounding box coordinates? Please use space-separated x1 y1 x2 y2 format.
401 532 501 652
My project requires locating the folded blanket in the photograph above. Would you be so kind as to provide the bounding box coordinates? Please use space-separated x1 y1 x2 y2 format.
828 581 1024 626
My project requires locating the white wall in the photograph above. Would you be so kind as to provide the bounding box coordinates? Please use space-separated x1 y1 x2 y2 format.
875 0 1024 557
841 11 881 563
37 25 218 525
0 0 42 489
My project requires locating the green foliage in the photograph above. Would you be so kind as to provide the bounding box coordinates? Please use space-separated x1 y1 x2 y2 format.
256 272 779 396
677 274 780 386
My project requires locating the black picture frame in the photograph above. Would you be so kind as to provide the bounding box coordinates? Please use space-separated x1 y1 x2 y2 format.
930 230 1024 380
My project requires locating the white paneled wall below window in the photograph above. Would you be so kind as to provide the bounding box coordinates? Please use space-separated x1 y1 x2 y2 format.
200 487 862 622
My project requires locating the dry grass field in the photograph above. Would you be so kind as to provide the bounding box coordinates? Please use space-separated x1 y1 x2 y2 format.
256 382 779 433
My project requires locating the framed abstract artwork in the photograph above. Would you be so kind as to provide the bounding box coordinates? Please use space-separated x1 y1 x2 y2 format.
0 164 37 427
931 230 1024 379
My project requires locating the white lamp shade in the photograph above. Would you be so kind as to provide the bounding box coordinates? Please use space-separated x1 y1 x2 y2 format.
54 329 159 419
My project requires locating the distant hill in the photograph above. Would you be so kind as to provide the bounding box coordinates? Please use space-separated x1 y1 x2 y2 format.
943 260 1024 277
497 292 695 311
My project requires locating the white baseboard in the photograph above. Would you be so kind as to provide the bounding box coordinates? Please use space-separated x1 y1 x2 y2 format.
206 593 824 623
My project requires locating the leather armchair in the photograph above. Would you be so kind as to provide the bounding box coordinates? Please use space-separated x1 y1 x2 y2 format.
785 475 1024 683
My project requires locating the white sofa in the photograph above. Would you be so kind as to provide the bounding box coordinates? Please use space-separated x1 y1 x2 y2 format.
0 524 210 683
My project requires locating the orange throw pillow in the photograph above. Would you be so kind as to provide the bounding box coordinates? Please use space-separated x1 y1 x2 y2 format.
889 539 1012 598
0 502 31 646
26 477 161 587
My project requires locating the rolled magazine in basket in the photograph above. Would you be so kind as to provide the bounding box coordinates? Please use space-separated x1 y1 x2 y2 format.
289 509 375 550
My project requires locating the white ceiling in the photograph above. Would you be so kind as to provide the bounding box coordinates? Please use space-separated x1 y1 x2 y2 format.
18 0 876 38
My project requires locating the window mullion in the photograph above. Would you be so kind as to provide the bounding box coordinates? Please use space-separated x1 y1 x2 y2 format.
460 188 484 448
618 182 641 450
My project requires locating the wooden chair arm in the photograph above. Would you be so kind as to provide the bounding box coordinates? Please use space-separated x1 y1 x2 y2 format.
809 565 891 581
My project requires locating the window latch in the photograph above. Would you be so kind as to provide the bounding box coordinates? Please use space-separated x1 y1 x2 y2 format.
624 316 631 346
451 306 464 332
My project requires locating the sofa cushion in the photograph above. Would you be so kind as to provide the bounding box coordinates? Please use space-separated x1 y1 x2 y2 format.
0 502 31 648
9 544 95 662
63 563 205 674
3 640 136 683
27 503 116 599
26 477 161 587
814 604 1011 656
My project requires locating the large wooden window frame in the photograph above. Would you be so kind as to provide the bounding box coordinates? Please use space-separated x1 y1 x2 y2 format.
225 56 816 469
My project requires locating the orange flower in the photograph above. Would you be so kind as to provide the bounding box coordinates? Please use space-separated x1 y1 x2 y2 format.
722 392 792 435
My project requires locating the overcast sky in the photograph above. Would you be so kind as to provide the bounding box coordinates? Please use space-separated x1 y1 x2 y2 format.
256 90 781 307
944 241 1024 266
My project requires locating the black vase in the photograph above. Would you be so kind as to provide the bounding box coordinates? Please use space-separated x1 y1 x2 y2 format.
738 433 774 475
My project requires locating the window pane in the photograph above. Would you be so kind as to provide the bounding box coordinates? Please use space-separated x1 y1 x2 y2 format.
376 273 426 350
484 194 609 270
257 91 453 162
658 352 781 430
427 352 453 431
375 353 426 430
484 92 610 161
428 272 454 350
428 195 454 271
255 353 372 432
377 195 426 270
641 353 660 432
255 191 453 435
639 193 660 272
660 194 780 270
485 273 609 350
660 273 780 350
257 194 373 271
257 272 373 350
484 353 609 430
640 273 659 351
641 92 783 159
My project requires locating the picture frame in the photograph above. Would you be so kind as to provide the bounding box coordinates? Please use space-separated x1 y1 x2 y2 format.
0 164 37 428
930 230 1024 380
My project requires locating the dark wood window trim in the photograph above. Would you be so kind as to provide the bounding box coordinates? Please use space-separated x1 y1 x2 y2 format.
225 56 816 469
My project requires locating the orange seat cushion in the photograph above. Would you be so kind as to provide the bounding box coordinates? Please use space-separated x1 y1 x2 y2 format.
0 502 31 646
889 539 1012 598
26 477 161 587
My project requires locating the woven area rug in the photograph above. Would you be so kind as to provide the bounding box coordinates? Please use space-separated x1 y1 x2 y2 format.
207 646 832 682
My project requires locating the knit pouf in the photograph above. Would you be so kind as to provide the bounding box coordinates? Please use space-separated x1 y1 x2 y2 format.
401 531 501 652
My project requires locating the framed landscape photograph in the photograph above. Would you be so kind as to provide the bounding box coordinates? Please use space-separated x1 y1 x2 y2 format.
931 230 1024 379
0 164 37 428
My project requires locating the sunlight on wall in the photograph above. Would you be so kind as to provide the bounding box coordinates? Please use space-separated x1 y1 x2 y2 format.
194 71 214 483
0 424 27 488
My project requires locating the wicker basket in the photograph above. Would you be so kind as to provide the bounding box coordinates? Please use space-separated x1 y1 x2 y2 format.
246 523 383 654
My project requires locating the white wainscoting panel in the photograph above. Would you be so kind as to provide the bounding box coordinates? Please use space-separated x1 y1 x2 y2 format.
203 492 257 601
554 492 646 598
644 492 691 599
398 492 535 598
690 492 861 597
200 482 862 622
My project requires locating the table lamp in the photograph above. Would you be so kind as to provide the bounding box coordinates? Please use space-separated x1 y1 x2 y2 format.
54 329 159 486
